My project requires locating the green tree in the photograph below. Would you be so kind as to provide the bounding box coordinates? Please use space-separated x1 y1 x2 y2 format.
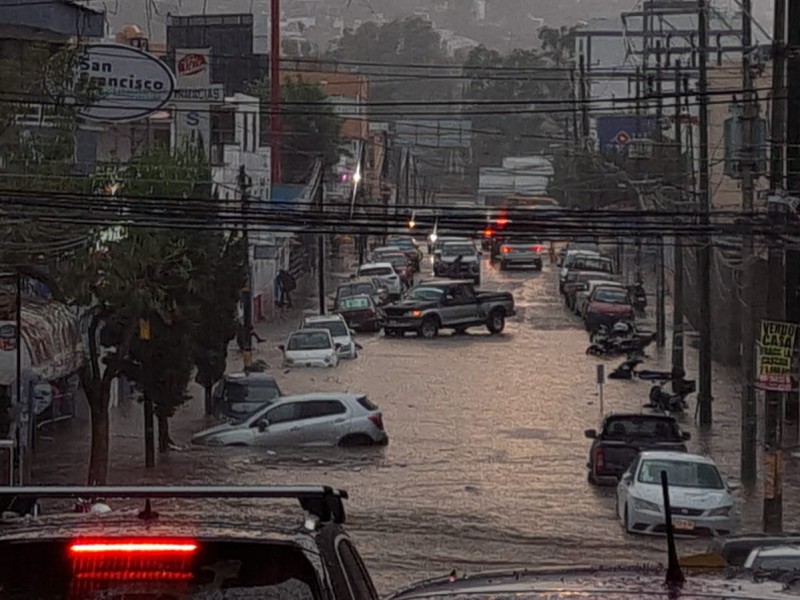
249 76 343 182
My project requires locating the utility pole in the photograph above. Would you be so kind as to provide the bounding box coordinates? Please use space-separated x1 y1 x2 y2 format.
270 0 281 185
764 0 788 534
239 165 254 370
672 61 685 380
318 170 326 315
579 53 590 149
655 44 666 350
696 0 713 427
739 0 758 484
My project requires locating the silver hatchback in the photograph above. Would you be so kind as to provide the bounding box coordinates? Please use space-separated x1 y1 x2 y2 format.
192 392 388 448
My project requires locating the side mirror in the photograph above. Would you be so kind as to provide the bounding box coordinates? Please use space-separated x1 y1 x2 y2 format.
681 431 691 441
278 344 285 352
621 473 633 485
335 343 342 350
584 429 597 439
257 420 269 432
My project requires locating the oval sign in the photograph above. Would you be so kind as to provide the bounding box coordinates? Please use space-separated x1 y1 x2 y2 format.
75 43 175 122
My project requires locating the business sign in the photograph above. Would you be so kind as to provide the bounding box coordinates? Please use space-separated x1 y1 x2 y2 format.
177 52 208 77
173 87 224 102
596 115 656 150
172 48 221 155
175 48 211 88
757 320 798 392
74 44 175 122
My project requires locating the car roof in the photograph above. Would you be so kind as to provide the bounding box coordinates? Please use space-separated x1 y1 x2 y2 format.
341 277 377 286
374 246 401 252
304 314 346 323
639 450 715 464
442 240 475 246
589 280 624 288
417 279 474 287
276 392 363 403
289 328 332 337
224 372 279 385
604 412 677 422
359 262 394 269
750 545 800 558
566 249 600 257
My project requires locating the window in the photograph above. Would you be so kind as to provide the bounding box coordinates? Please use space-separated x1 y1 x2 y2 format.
356 396 378 411
288 331 332 350
304 319 349 337
300 400 347 419
593 289 629 304
337 538 378 600
637 460 724 489
225 380 281 405
340 297 371 310
360 267 392 277
407 287 444 302
266 402 301 425
603 418 681 441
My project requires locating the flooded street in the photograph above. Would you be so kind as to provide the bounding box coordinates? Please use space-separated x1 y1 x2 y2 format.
33 256 800 594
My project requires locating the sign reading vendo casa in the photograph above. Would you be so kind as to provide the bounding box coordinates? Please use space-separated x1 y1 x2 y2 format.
76 43 175 122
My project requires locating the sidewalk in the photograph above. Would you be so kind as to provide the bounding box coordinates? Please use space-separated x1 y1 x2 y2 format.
30 251 359 484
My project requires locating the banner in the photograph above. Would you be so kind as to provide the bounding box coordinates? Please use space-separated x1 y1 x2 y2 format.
757 320 797 392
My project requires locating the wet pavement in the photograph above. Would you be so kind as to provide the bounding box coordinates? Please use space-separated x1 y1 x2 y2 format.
32 253 800 594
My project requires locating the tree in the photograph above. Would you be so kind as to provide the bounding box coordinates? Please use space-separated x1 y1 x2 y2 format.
249 76 343 182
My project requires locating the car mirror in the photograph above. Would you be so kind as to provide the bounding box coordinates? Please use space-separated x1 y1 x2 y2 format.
257 420 269 432
621 473 633 485
278 344 285 352
335 342 342 350
584 429 597 439
682 431 691 441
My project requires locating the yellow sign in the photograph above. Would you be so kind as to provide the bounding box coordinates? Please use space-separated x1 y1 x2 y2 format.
138 318 151 341
757 320 797 392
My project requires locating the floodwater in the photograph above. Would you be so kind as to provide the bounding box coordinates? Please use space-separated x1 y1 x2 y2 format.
32 255 800 594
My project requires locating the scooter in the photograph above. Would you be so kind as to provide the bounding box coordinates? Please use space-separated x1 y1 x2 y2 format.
586 330 651 357
628 282 647 313
590 320 655 347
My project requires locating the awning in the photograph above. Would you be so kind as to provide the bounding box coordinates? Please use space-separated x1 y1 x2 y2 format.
0 300 84 386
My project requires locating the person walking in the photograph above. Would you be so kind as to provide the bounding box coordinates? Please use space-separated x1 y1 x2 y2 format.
276 268 296 308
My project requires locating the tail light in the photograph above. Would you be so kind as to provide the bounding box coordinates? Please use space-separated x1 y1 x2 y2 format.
501 246 511 254
533 245 543 252
483 228 494 238
368 413 384 430
496 217 509 226
595 447 605 472
69 539 198 581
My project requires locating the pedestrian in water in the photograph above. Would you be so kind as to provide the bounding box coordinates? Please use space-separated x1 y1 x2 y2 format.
276 269 296 308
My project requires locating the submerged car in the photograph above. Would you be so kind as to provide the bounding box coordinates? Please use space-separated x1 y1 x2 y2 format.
192 392 387 447
210 372 283 419
280 329 340 368
616 451 733 537
358 262 403 296
335 294 383 332
301 314 358 359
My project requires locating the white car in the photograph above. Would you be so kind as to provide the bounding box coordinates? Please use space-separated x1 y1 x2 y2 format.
301 314 357 359
744 545 800 571
616 451 734 537
280 329 339 368
358 262 402 296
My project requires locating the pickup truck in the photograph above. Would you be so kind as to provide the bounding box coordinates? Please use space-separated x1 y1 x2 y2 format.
585 413 690 485
382 279 515 338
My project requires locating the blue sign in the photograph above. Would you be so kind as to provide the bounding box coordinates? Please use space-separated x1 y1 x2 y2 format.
596 115 657 150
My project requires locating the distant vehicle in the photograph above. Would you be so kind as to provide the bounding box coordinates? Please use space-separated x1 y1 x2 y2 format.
432 236 473 259
558 250 603 292
574 279 625 317
280 329 340 368
211 372 283 420
744 545 800 571
584 285 635 333
385 236 423 271
335 276 390 308
370 245 404 263
498 239 547 271
382 279 515 338
192 392 387 448
558 239 601 265
380 252 415 288
616 451 733 536
301 314 358 359
335 294 383 332
434 241 481 285
585 413 690 485
358 262 403 297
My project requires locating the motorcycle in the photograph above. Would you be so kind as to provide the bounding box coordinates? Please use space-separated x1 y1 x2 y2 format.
627 282 647 313
586 323 653 357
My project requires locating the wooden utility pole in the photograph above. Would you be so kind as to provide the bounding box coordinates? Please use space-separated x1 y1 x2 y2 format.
696 0 713 427
739 0 758 484
579 53 590 148
655 43 666 349
672 61 685 378
270 0 282 185
764 0 788 534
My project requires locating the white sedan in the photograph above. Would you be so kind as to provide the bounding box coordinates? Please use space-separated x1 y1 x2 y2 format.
280 329 339 368
616 451 734 537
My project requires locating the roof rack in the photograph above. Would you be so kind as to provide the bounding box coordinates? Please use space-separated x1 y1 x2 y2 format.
0 485 349 524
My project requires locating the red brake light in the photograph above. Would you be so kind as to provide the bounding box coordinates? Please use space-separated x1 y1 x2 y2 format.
70 542 198 554
368 413 384 430
533 245 543 252
483 228 494 238
496 217 509 226
595 447 605 472
501 246 511 253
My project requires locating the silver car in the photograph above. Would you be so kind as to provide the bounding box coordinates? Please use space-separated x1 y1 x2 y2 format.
192 392 388 448
616 451 734 537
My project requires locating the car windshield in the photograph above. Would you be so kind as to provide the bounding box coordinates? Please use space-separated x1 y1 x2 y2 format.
287 331 332 350
604 418 681 441
304 320 349 337
572 258 613 273
360 266 393 277
385 255 408 266
225 380 280 405
339 296 371 310
388 238 415 249
407 287 445 301
753 556 800 571
637 459 725 489
443 244 475 256
593 289 629 304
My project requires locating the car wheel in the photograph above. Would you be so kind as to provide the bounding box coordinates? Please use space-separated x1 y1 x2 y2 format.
384 328 397 337
623 503 632 534
419 316 439 339
587 470 596 485
339 434 374 447
487 309 506 334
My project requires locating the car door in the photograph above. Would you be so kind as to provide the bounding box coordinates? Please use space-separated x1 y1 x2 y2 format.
617 455 640 519
298 400 350 446
253 402 305 447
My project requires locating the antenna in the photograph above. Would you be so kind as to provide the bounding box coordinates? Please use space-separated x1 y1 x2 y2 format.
661 470 685 588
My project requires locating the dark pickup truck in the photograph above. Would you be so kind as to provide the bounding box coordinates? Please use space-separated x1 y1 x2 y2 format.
585 413 690 485
382 279 515 338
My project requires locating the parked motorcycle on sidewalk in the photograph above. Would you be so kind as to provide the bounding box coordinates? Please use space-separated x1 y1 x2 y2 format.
586 322 654 357
627 281 647 314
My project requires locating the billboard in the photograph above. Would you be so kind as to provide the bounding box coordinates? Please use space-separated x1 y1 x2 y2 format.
172 48 223 155
596 115 657 150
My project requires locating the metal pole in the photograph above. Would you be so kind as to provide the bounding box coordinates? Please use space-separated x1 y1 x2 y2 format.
579 53 590 148
696 0 713 427
764 0 787 534
318 171 326 315
672 61 685 379
740 0 758 484
270 0 281 185
15 272 23 484
657 235 666 348
239 166 253 370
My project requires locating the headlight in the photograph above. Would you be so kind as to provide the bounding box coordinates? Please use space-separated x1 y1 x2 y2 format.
633 498 661 513
708 505 732 517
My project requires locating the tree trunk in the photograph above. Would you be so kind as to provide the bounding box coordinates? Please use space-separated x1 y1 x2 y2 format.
157 414 170 453
144 395 155 468
87 383 110 485
204 385 213 416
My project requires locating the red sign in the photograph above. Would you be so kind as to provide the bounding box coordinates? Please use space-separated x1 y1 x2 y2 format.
177 53 208 77
614 131 631 145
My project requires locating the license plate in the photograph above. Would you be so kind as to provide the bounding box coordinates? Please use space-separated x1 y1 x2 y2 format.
672 519 695 531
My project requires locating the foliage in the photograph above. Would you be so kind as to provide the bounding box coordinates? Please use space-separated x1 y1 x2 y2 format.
249 76 343 182
328 17 454 103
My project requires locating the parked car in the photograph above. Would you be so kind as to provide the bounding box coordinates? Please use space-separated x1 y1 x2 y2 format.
616 451 733 536
192 392 388 447
280 329 340 368
358 262 403 297
334 276 390 308
380 252 415 288
574 278 625 317
498 239 547 271
301 314 358 359
558 250 603 292
558 239 600 265
432 236 473 260
335 294 383 332
584 285 635 332
370 245 404 263
562 271 619 311
210 372 283 420
433 241 481 284
382 279 515 338
744 545 800 571
386 235 423 271
585 413 690 485
0 485 380 600
708 533 800 566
